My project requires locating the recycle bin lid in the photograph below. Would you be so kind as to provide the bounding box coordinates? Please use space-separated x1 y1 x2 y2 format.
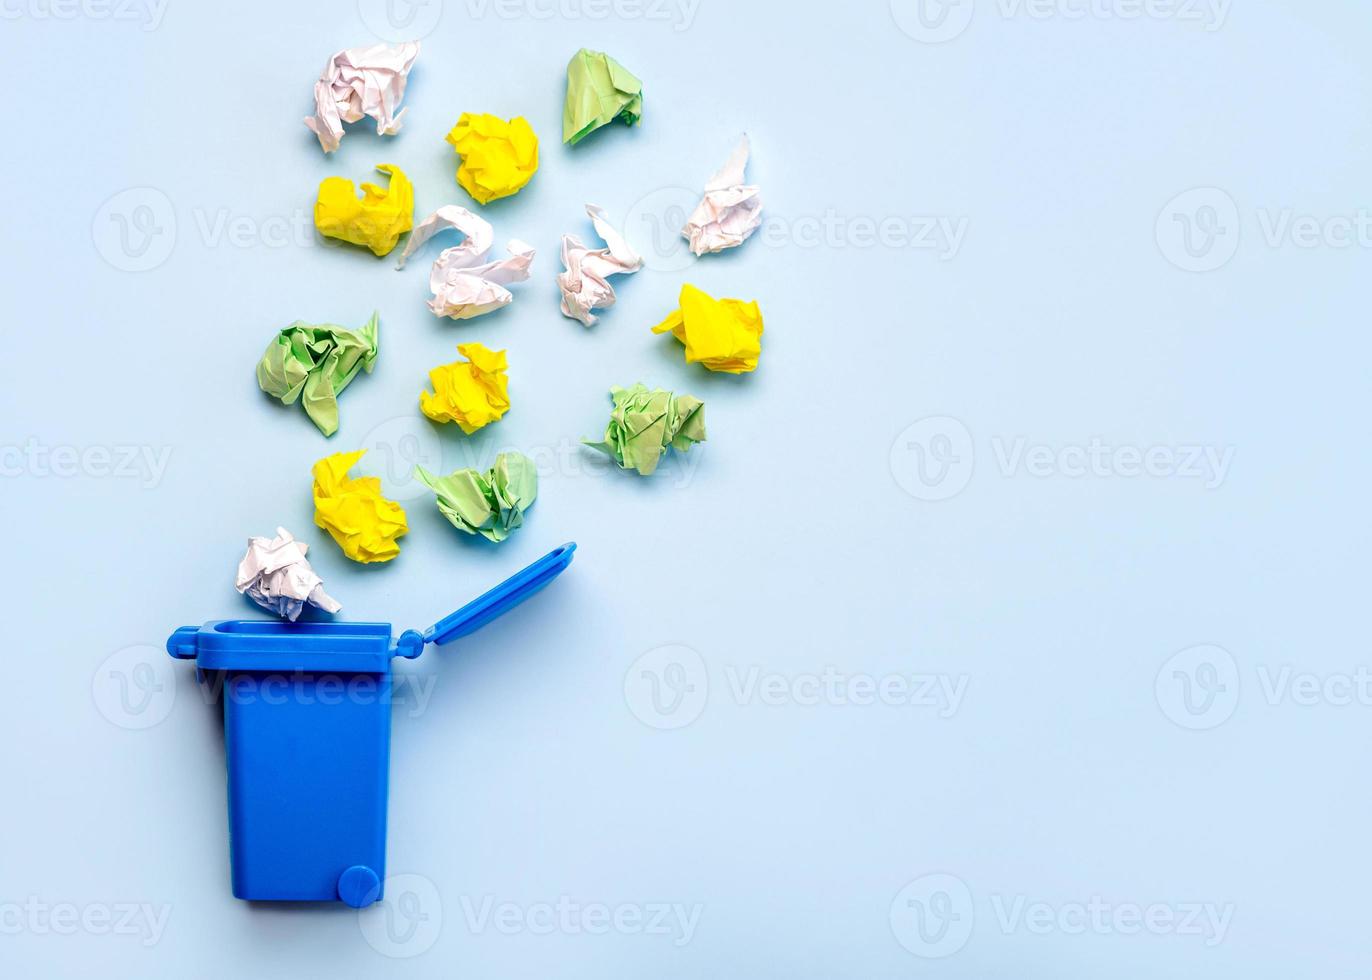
166 543 578 666
422 542 577 648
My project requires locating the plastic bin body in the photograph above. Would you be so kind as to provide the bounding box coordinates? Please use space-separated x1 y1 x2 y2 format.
227 668 390 902
167 542 576 908
177 620 397 904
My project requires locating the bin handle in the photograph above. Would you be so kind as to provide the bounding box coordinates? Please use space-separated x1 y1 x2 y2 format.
393 542 577 658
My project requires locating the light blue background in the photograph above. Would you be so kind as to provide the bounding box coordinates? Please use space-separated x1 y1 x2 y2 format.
3 0 1369 975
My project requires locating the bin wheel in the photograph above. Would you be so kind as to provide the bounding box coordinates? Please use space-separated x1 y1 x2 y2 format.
337 865 382 908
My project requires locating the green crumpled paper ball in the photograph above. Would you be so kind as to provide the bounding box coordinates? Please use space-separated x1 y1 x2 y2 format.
256 313 379 437
562 48 643 145
415 452 538 543
583 383 706 476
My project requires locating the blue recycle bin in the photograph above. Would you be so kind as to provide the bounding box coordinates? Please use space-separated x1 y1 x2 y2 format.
166 543 575 908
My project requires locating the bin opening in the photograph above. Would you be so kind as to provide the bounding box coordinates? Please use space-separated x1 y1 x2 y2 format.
215 621 392 637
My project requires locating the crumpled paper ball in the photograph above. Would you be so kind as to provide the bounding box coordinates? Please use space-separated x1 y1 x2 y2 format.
651 283 764 374
562 48 642 145
682 135 763 256
445 114 539 205
314 163 414 256
583 383 706 476
234 527 342 621
415 452 537 543
393 205 536 319
557 203 643 327
255 313 379 437
419 342 510 434
303 41 420 153
312 450 409 563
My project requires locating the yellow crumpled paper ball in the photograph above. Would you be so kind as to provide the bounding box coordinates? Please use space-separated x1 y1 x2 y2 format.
419 342 511 434
312 450 409 563
651 283 764 374
445 114 539 205
314 164 414 256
